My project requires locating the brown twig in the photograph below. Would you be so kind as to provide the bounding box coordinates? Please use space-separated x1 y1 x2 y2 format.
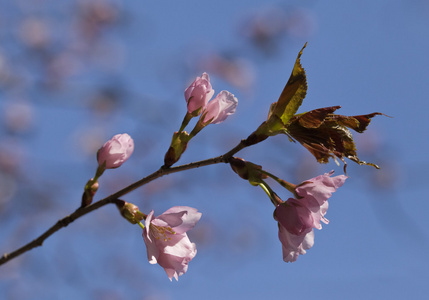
0 140 248 266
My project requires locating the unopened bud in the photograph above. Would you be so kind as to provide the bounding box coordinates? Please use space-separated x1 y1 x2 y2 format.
97 133 134 169
163 131 190 168
185 72 214 116
81 179 99 207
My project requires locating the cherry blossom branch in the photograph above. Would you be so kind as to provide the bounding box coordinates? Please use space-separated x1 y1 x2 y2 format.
0 139 248 267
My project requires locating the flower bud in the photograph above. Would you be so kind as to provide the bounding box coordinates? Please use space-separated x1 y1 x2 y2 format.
81 178 99 207
97 133 134 169
202 90 238 124
163 131 190 168
185 73 215 115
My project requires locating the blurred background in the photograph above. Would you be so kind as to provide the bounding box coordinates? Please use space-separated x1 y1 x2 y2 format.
0 0 428 299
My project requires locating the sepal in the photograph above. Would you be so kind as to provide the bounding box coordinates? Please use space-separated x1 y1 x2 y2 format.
116 200 145 224
229 157 268 185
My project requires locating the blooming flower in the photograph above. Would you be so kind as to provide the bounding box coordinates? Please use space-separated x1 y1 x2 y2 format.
97 133 134 169
274 171 347 262
185 72 215 115
202 90 238 124
142 206 202 281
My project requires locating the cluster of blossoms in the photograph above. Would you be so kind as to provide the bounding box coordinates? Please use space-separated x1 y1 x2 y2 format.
79 45 382 281
229 157 347 263
184 72 237 124
164 72 238 167
92 131 347 279
82 74 238 280
82 132 202 280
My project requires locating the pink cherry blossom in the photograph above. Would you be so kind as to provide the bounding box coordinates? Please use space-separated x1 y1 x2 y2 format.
97 133 134 169
185 72 215 114
202 90 238 124
142 206 202 281
274 171 346 262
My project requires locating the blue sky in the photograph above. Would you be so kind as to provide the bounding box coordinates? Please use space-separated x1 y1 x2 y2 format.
0 0 428 299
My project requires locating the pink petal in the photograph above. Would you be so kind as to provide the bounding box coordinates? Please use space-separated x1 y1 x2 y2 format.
275 199 314 235
153 236 197 281
142 210 161 264
157 206 202 234
278 224 314 262
156 249 195 281
144 210 155 242
296 171 347 204
295 172 346 229
97 133 134 169
203 90 238 124
163 235 197 258
184 73 214 114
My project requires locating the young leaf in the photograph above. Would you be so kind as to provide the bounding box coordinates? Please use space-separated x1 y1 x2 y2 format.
245 44 309 146
269 43 308 125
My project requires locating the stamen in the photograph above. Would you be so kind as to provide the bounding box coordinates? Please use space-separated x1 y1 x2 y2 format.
150 224 176 241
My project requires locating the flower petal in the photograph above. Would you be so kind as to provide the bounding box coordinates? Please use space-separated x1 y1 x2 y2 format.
97 133 134 169
296 172 346 228
156 247 196 281
278 224 314 262
275 199 314 235
203 90 238 124
144 210 155 242
157 206 202 234
163 235 197 258
185 72 214 114
296 171 347 204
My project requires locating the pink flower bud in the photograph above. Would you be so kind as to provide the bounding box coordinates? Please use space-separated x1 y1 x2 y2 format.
202 90 238 124
184 73 215 115
97 133 134 169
